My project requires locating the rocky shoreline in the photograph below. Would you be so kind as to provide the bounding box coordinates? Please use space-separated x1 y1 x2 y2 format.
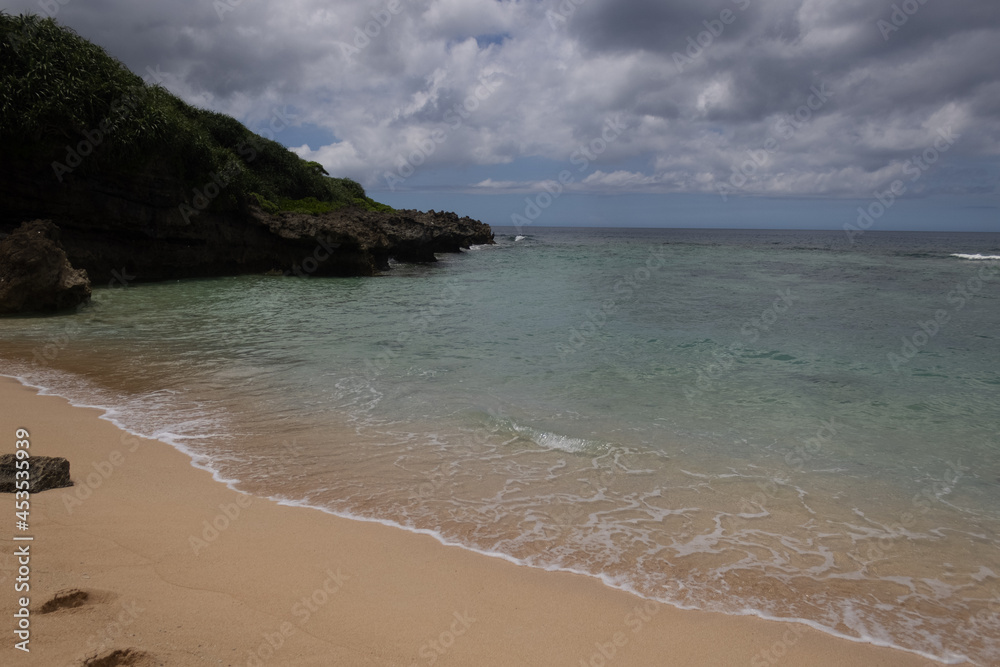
0 13 493 314
0 166 493 314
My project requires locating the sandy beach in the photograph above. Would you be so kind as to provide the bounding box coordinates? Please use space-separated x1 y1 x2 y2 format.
0 375 939 666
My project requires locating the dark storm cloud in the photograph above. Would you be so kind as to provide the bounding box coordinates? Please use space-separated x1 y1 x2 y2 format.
567 0 756 53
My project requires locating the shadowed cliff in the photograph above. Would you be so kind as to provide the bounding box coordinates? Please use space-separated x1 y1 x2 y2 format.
0 13 493 286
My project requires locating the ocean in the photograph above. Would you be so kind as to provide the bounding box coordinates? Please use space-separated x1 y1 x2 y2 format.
2 227 999 664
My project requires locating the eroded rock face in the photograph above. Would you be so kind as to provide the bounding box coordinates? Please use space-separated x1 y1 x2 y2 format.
268 207 496 273
0 220 91 314
0 162 494 284
0 453 73 493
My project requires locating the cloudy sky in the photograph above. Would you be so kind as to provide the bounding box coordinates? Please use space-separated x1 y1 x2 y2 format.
8 0 1000 230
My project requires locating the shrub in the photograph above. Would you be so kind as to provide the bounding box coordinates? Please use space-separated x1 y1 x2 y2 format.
0 12 392 215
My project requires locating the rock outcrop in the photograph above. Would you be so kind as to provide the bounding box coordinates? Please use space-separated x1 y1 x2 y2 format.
0 219 92 314
0 453 73 493
0 162 493 285
268 207 495 274
0 14 493 289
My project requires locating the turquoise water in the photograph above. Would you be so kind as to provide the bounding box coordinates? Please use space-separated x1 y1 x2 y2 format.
2 227 999 663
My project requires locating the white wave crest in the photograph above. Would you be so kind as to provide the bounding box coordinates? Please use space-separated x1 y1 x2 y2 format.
951 253 1000 260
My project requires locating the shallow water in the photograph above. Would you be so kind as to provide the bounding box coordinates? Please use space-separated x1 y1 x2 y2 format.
2 227 999 664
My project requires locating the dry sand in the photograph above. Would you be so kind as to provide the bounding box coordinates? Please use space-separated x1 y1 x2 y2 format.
0 376 939 666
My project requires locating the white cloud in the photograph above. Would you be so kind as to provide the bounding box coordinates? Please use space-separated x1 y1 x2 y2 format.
8 0 999 197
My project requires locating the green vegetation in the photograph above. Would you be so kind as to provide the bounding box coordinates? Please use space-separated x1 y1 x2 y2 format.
0 12 391 214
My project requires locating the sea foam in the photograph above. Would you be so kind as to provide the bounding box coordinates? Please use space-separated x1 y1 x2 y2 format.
951 253 1000 260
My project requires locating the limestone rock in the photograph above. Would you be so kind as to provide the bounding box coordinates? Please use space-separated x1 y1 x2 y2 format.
0 220 91 314
0 453 73 493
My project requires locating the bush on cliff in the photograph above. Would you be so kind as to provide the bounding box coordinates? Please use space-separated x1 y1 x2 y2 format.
0 12 389 214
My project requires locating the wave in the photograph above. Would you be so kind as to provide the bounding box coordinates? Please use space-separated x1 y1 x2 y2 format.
0 367 985 665
951 253 1000 260
0 366 240 489
264 496 965 666
507 421 609 454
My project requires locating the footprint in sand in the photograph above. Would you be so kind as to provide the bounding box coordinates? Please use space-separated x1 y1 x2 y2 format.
81 648 158 667
39 588 94 613
38 590 161 665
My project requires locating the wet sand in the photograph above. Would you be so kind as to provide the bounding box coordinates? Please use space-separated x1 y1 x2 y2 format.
0 376 938 666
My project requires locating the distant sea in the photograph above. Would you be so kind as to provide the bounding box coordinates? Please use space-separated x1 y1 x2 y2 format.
3 227 999 664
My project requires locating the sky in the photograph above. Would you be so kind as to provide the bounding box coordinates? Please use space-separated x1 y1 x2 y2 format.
7 0 1000 231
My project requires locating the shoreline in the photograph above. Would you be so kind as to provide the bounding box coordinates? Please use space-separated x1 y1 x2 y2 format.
0 375 944 666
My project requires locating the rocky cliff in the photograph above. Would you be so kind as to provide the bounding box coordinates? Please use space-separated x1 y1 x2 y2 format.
0 13 494 295
0 158 494 285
